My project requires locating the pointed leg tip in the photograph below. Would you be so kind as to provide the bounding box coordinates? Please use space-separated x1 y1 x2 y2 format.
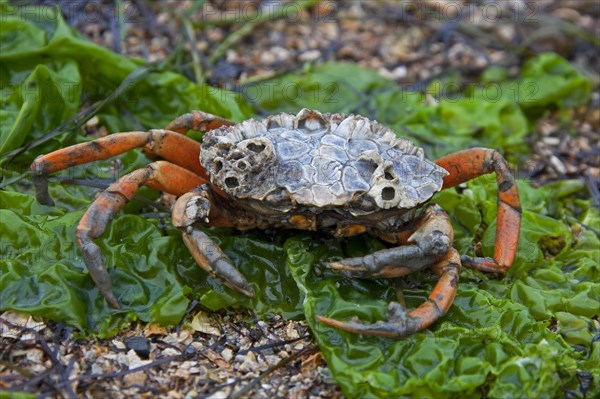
99 285 120 309
327 261 343 270
227 280 255 298
315 315 346 329
316 313 415 338
316 314 377 335
33 186 55 206
106 296 121 309
39 197 55 207
327 260 366 272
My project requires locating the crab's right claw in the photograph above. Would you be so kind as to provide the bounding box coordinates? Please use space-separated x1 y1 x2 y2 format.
317 302 421 338
173 189 255 298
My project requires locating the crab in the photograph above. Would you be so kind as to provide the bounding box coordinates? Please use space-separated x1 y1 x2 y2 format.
31 109 521 338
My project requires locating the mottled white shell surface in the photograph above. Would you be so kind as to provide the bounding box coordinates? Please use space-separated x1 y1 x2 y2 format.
200 109 448 212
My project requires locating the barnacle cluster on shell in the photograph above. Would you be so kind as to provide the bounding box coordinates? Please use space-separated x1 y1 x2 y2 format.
200 121 277 199
200 109 448 212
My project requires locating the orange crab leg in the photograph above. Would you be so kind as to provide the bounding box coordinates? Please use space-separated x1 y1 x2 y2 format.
318 205 461 337
31 130 206 205
318 249 461 338
76 161 207 308
435 148 521 272
165 110 235 134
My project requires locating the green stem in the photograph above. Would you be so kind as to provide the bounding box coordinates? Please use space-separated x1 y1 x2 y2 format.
184 17 205 84
196 0 319 28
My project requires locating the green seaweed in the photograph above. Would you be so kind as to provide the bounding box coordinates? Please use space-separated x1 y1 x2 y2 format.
1 5 598 398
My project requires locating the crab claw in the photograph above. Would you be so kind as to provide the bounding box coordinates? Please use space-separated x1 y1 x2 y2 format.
328 259 391 279
328 258 364 271
182 229 255 298
327 245 432 279
317 302 422 338
328 259 369 279
319 250 461 338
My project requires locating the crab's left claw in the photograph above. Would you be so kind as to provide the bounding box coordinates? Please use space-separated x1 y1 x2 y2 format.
328 240 444 279
329 205 454 280
318 248 461 338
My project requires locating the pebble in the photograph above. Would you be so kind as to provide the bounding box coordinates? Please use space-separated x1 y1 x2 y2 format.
125 336 151 359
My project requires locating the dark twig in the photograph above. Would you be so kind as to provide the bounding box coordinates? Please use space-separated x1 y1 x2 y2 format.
61 335 227 389
177 299 201 334
1 317 77 398
567 216 600 238
237 334 311 356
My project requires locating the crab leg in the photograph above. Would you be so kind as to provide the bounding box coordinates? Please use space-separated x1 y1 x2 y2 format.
318 249 461 338
318 205 461 337
435 148 521 272
76 161 207 308
31 130 205 206
329 205 452 278
165 110 235 134
172 185 254 297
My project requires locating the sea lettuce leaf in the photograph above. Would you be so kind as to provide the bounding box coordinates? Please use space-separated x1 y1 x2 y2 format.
1 5 598 398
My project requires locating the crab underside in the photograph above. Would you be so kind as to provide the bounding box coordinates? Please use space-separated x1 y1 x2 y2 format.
31 109 521 338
